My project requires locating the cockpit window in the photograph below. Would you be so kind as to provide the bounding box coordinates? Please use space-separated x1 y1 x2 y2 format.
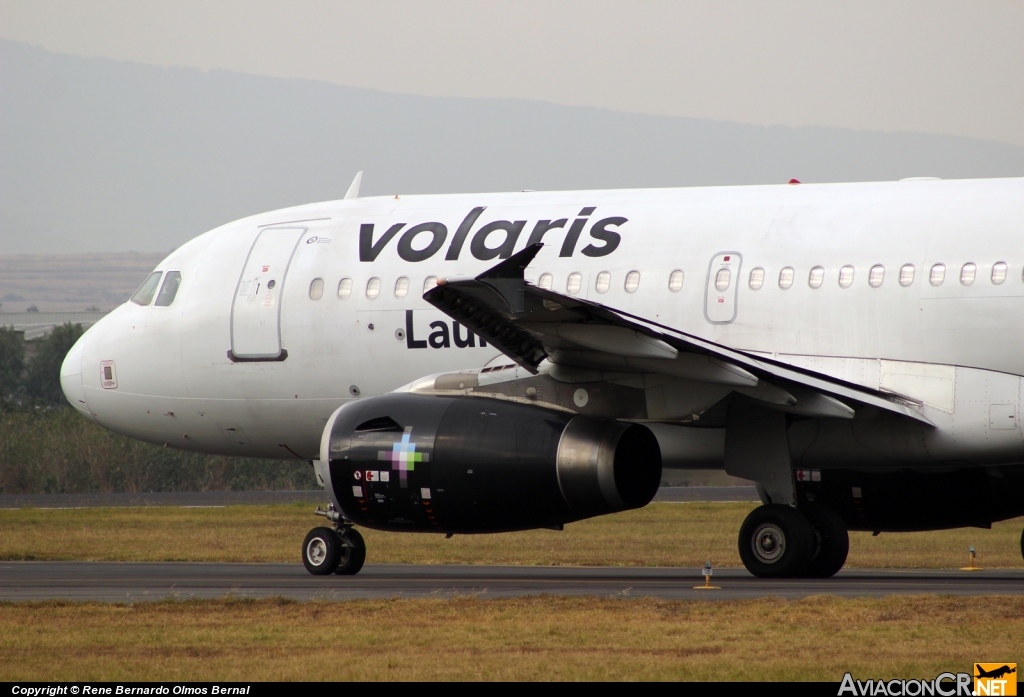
131 271 163 306
154 271 182 307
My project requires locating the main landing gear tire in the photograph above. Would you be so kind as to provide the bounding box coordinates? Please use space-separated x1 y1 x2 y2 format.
303 527 342 575
798 504 849 579
333 527 366 576
738 504 815 578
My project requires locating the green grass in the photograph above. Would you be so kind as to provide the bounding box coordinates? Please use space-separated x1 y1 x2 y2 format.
0 407 314 494
1 502 1021 568
1 595 1021 681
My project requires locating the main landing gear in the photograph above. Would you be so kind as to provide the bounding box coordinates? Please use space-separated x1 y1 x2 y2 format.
738 503 850 578
302 505 366 575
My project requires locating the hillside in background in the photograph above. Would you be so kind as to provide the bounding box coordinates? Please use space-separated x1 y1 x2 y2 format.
3 38 1024 255
0 252 164 312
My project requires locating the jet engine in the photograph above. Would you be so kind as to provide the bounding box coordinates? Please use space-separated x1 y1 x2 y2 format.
320 393 662 533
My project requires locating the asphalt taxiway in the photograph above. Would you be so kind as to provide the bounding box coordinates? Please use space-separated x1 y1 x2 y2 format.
5 487 1011 602
1 562 1021 602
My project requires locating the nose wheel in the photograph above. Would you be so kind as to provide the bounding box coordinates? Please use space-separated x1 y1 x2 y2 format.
334 527 366 575
302 525 366 576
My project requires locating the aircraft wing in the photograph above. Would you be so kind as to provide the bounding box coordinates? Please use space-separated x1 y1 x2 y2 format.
424 244 932 425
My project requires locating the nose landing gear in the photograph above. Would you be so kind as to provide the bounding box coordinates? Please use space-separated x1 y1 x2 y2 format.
302 505 366 576
333 527 366 575
738 503 849 578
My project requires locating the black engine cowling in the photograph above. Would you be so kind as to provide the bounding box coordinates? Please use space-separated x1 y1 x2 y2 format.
322 393 662 533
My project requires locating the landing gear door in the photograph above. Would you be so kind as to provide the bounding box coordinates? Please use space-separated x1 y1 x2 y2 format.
704 252 741 324
229 227 305 361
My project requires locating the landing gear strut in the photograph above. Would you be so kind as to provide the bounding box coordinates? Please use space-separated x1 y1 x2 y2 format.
302 505 366 576
737 503 849 578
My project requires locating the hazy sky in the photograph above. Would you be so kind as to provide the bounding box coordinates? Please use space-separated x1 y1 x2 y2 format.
2 0 1022 146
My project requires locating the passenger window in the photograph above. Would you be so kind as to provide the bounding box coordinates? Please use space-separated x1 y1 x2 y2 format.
537 273 553 290
566 273 582 296
154 271 182 306
668 269 684 292
422 276 438 294
929 264 945 287
624 271 640 293
337 278 353 299
748 267 764 290
899 264 915 287
960 263 976 286
394 276 409 298
131 271 163 306
595 271 611 294
991 262 1007 285
778 267 794 290
838 265 854 288
308 278 324 300
715 268 731 291
366 277 381 299
808 266 824 289
869 265 885 288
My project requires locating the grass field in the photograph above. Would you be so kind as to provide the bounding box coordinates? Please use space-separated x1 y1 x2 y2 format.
1 595 1021 681
1 502 1021 568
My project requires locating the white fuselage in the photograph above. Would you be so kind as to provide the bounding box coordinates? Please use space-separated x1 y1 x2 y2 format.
61 177 1024 464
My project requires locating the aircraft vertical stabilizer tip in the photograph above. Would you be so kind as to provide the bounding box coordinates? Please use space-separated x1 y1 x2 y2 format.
344 171 363 200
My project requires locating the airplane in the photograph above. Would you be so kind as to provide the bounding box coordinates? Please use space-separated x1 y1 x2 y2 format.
59 173 1024 579
976 666 1016 680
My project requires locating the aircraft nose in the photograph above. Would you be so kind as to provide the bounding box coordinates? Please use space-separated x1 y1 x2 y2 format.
60 331 94 419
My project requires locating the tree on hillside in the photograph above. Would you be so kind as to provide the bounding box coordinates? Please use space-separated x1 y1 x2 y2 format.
0 326 25 402
25 323 84 406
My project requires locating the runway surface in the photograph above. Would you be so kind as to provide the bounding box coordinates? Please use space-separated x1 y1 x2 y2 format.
0 486 759 509
2 562 1021 602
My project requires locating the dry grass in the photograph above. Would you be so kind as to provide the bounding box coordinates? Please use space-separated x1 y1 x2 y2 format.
1 503 1021 568
1 595 1021 681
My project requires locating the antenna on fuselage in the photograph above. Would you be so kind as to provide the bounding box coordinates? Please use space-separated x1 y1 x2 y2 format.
344 171 363 200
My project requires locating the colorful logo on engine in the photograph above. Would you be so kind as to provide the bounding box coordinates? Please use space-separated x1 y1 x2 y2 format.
378 426 430 488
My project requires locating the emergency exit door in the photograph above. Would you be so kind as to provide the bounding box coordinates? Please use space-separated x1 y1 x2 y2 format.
704 252 741 324
229 227 305 361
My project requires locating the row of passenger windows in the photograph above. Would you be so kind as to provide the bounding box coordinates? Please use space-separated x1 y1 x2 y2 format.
310 269 681 300
317 275 441 300
748 261 1011 291
307 261 1015 301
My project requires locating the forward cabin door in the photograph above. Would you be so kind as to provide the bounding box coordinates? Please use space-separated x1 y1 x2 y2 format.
704 252 741 324
229 227 305 361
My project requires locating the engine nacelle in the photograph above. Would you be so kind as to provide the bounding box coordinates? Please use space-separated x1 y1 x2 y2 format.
320 393 662 533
